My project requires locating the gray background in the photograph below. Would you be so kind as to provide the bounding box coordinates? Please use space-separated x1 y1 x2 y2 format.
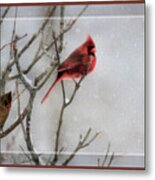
0 4 144 167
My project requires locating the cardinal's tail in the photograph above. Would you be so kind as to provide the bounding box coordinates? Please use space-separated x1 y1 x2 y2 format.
41 78 60 104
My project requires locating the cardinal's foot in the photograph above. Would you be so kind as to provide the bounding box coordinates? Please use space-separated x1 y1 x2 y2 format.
73 79 80 89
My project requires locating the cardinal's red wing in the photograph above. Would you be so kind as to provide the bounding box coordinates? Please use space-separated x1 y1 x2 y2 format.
57 51 88 73
58 61 83 72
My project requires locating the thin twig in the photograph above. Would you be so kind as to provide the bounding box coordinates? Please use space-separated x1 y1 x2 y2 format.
0 7 17 93
97 158 100 166
102 142 111 166
51 104 65 165
19 145 33 164
12 87 26 103
23 31 45 75
52 31 66 103
59 7 66 105
65 74 87 107
17 6 56 60
25 92 40 165
50 30 66 165
98 142 115 167
50 6 91 165
7 5 87 81
59 6 65 52
1 6 92 167
24 5 88 73
35 63 58 90
107 152 115 167
4 7 56 80
0 34 27 52
13 41 35 92
62 129 100 166
13 36 39 164
0 7 10 25
16 80 26 139
0 108 28 139
10 7 18 59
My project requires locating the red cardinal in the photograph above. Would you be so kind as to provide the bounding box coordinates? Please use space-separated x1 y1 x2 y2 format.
41 35 96 104
0 92 12 131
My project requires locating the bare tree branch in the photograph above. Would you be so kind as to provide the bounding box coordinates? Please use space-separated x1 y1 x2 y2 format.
0 5 101 167
35 63 58 90
65 73 87 107
0 7 10 25
16 80 26 139
24 92 40 165
62 129 100 166
102 142 111 166
0 108 28 139
19 145 33 164
59 6 65 52
14 43 35 92
107 152 115 167
3 7 56 81
17 6 56 60
50 27 67 165
7 5 88 82
10 7 18 59
14 42 39 164
24 5 88 74
50 6 98 166
0 34 27 52
97 142 115 167
0 7 18 94
52 31 66 103
12 30 40 164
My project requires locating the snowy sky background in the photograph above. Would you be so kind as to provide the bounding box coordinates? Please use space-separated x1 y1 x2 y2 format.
0 3 144 167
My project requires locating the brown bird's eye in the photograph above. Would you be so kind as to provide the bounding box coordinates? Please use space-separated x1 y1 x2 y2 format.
0 92 12 107
4 100 8 107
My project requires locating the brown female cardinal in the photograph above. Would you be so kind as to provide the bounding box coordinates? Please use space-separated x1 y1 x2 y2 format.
0 92 12 131
41 35 96 104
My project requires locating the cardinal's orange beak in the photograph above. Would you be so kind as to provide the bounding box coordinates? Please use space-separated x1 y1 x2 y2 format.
91 47 96 53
